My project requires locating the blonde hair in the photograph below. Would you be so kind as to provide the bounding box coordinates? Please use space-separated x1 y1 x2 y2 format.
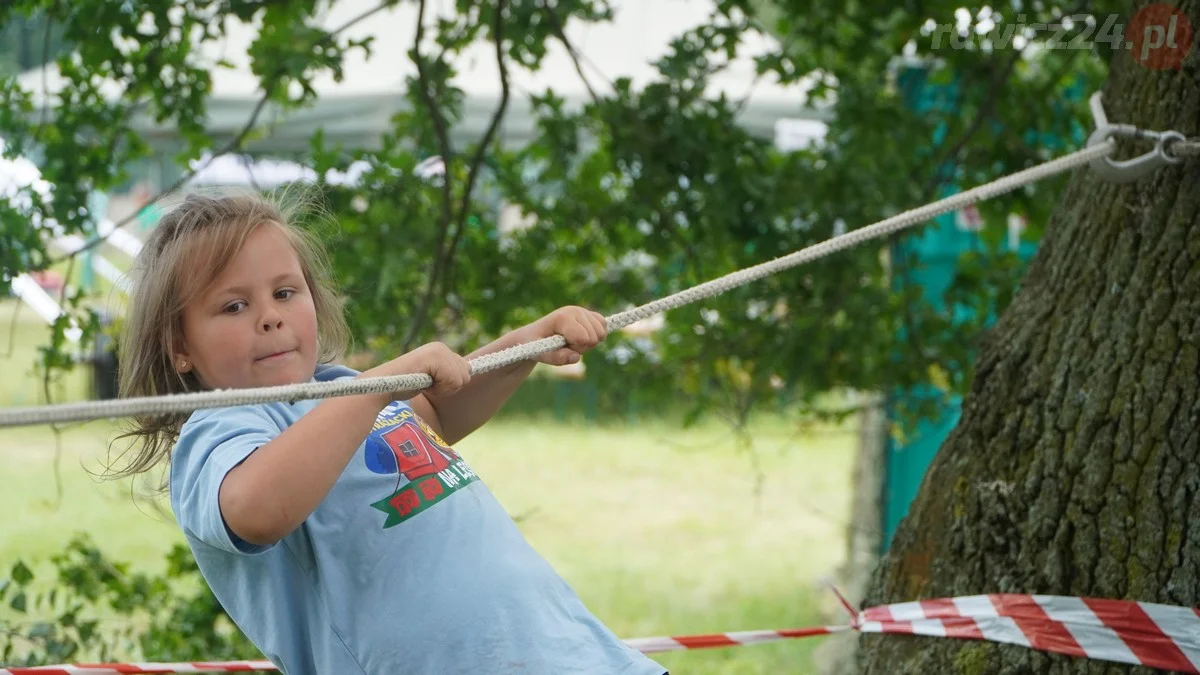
107 186 350 483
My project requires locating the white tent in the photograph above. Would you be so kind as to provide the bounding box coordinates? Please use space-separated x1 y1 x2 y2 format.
17 0 829 155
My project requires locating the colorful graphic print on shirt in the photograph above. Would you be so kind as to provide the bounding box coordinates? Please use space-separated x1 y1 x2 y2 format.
363 403 479 528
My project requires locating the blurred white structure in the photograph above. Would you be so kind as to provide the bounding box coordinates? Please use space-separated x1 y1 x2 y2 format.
0 137 51 209
184 152 374 188
2 138 135 339
0 137 76 339
182 151 442 188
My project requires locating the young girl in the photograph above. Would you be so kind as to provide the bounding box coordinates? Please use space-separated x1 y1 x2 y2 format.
114 190 668 675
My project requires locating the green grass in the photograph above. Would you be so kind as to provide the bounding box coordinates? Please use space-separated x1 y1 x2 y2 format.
467 418 857 674
0 299 859 673
0 298 94 407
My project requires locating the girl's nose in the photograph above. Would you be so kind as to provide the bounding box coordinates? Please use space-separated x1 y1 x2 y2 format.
260 308 284 332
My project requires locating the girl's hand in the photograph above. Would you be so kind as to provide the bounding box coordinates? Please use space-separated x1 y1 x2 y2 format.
531 306 608 366
360 342 471 404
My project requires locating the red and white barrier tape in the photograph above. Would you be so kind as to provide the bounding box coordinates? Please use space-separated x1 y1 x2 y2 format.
856 593 1200 672
624 625 850 654
0 664 277 674
5 594 1199 674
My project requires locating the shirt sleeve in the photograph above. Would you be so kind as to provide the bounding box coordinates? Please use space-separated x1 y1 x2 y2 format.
170 405 283 555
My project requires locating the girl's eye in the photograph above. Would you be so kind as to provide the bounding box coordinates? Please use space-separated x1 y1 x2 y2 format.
223 301 246 314
275 288 295 300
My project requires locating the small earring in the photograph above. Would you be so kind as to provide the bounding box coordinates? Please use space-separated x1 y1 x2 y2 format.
178 360 187 370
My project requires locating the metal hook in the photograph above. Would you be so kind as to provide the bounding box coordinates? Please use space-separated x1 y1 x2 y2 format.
1087 92 1184 184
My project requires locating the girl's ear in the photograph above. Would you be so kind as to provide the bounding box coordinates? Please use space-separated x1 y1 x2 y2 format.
171 337 193 374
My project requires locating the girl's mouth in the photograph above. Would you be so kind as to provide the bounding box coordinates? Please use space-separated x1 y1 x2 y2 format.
257 350 294 362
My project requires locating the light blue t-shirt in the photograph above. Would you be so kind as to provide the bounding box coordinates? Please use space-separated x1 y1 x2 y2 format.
170 363 666 675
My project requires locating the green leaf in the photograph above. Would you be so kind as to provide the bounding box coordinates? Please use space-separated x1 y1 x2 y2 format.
10 591 27 612
10 561 33 586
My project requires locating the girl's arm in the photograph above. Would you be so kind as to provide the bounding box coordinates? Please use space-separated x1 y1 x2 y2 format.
219 343 470 547
410 306 607 445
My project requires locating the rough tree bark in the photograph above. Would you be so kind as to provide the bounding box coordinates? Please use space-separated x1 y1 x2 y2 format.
858 3 1200 673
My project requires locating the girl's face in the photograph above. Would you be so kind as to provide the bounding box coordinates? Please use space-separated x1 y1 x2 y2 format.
174 223 319 390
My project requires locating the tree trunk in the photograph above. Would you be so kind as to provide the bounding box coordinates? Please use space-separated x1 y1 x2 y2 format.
858 4 1200 673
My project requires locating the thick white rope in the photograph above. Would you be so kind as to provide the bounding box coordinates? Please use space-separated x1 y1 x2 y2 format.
0 142 1117 428
1168 138 1200 157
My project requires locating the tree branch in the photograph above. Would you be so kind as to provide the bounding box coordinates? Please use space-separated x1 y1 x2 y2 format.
916 48 1027 203
43 252 77 510
4 299 21 359
240 153 263 192
437 0 511 310
1002 45 1090 155
49 0 395 262
731 14 802 117
885 3 1089 403
658 204 704 277
886 44 1028 391
411 0 457 171
402 0 461 351
33 10 54 141
542 1 601 104
55 92 274 261
913 0 1091 203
